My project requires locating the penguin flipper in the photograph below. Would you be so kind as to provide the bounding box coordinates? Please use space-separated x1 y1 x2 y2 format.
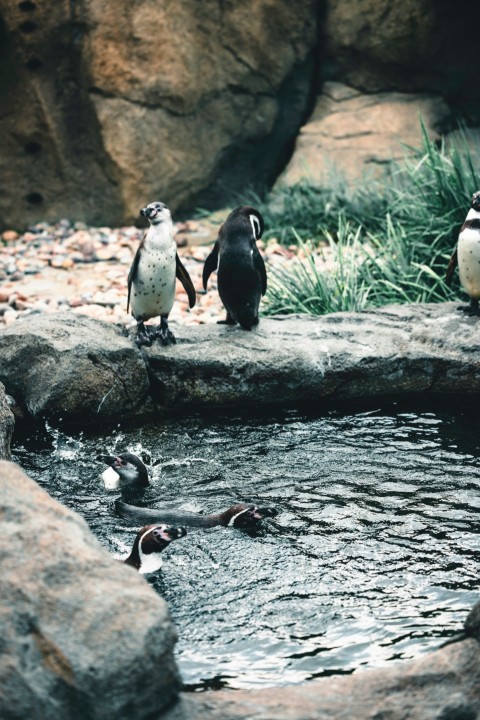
446 247 458 286
176 253 196 308
202 242 219 290
127 244 142 312
254 247 267 295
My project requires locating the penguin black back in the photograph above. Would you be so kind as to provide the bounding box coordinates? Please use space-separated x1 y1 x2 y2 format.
203 205 267 330
115 499 268 529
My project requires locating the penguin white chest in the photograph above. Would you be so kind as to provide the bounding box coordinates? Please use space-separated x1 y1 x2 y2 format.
458 228 480 299
131 233 177 320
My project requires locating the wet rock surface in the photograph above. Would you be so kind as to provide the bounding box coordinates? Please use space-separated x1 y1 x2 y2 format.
0 460 180 720
0 312 151 421
1 303 480 422
0 381 14 459
144 302 480 410
164 635 480 720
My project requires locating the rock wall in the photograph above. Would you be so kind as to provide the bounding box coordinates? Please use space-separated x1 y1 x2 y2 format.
0 460 181 720
0 0 317 229
277 82 452 188
322 0 480 110
1 0 480 229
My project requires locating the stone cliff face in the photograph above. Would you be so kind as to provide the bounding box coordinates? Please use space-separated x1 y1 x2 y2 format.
0 0 317 228
1 0 479 229
322 0 480 109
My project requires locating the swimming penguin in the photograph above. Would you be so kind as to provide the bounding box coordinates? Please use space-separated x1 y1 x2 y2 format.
128 201 196 346
97 453 149 495
98 453 275 527
203 205 267 330
116 499 267 529
124 524 187 574
446 191 480 316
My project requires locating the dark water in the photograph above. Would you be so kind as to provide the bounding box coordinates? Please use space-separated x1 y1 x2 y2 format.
12 405 480 690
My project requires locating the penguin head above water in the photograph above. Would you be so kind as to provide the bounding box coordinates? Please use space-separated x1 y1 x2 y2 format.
124 524 187 574
221 503 265 528
98 452 150 493
471 192 480 212
140 201 171 225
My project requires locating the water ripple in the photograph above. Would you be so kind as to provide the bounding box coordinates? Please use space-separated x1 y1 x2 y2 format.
12 405 480 690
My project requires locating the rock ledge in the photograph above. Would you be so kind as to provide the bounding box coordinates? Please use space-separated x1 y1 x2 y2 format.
1 303 479 422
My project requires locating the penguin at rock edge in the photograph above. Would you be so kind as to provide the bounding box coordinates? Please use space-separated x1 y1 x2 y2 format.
128 201 196 346
202 205 267 330
446 190 480 316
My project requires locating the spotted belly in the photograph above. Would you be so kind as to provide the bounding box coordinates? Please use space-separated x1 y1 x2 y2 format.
458 228 480 299
130 252 176 320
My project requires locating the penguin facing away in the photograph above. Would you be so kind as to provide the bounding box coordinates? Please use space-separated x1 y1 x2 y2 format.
203 205 267 330
128 201 196 346
446 191 480 316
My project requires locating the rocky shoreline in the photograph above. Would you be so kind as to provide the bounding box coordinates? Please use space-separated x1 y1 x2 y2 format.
2 455 478 720
1 302 480 425
1 302 480 719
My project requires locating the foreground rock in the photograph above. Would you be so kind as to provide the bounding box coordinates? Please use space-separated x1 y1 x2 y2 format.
0 382 14 459
0 461 180 720
0 312 151 421
165 630 480 720
277 82 451 188
1 304 480 422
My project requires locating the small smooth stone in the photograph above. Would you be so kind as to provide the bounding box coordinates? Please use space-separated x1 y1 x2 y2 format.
2 230 19 242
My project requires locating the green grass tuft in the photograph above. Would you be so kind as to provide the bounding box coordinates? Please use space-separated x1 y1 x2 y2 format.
262 122 480 316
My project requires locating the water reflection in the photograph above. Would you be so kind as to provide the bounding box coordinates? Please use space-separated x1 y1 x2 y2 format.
12 405 480 689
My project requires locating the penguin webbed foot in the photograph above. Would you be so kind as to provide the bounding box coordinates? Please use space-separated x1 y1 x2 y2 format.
217 313 236 326
135 322 155 347
240 316 259 331
155 328 177 345
155 317 176 345
457 299 480 316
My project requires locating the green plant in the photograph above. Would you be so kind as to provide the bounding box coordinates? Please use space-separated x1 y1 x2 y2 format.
263 122 480 316
266 223 371 315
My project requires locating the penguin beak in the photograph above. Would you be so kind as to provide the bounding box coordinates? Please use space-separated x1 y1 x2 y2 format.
167 526 187 540
97 454 120 467
155 526 187 542
140 207 148 217
258 506 278 518
249 506 263 521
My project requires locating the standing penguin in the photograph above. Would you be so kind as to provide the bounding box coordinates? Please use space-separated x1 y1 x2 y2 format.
203 205 267 330
128 201 196 346
446 191 480 316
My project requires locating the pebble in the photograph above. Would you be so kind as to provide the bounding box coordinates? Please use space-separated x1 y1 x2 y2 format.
0 216 312 328
2 230 19 243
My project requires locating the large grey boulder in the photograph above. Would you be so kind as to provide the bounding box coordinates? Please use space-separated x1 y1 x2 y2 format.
165 631 480 719
0 312 150 422
0 461 180 720
144 303 480 411
0 381 14 460
1 304 480 423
